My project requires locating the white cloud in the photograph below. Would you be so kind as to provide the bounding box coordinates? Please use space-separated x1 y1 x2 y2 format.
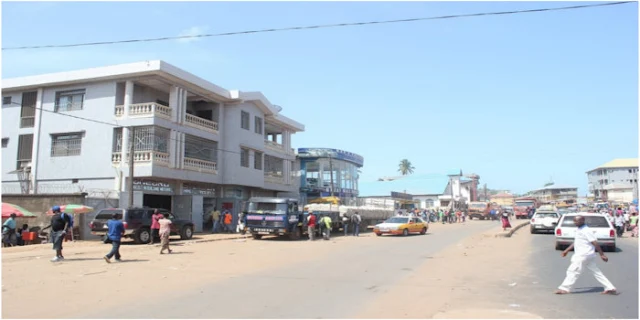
177 26 209 43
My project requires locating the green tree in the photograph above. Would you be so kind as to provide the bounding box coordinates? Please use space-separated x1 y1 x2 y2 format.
398 159 415 175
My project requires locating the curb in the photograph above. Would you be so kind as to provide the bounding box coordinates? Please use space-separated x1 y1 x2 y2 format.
495 221 530 238
187 234 252 244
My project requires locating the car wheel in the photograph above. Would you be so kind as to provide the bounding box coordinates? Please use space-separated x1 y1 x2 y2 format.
402 229 409 236
288 227 302 240
252 234 263 240
375 232 382 236
555 242 562 250
610 245 617 252
530 227 536 234
134 228 151 244
420 227 427 235
180 225 193 240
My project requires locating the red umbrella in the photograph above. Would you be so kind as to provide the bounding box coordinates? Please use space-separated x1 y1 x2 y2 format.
2 203 37 219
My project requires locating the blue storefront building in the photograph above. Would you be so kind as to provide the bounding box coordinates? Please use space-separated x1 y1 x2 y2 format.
297 148 364 206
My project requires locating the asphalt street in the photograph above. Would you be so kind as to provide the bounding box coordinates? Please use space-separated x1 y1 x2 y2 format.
78 221 499 319
509 232 639 319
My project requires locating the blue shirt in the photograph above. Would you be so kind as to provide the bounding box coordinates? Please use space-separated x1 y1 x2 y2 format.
3 218 16 231
107 219 125 241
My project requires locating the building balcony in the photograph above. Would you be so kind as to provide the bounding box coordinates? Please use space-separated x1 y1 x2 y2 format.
183 157 217 174
265 140 291 154
264 172 285 184
185 113 218 134
111 151 170 167
115 102 172 120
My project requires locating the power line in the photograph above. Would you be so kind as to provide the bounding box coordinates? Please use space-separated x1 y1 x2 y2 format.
2 1 633 51
7 102 277 158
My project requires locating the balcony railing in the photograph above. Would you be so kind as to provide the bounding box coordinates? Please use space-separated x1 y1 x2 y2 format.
265 140 285 152
20 117 35 128
185 114 219 134
183 157 217 174
111 151 170 166
115 102 172 120
264 172 285 184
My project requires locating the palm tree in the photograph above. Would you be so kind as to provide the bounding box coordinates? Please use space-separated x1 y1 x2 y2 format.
398 159 415 175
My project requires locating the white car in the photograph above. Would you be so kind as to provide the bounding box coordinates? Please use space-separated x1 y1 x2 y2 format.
530 211 560 234
554 213 616 252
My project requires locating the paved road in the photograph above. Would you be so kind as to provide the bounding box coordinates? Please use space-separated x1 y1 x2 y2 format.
79 221 498 319
509 232 639 319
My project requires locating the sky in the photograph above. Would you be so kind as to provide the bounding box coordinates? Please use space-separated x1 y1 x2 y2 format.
1 1 638 195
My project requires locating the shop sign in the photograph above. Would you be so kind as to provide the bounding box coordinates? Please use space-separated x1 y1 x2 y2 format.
133 180 173 193
391 191 413 201
183 185 216 196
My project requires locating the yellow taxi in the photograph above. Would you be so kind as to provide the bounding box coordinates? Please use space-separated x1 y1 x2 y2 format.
374 216 428 236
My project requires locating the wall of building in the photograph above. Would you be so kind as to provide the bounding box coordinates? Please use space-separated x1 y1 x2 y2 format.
220 102 266 187
607 189 634 202
2 91 33 182
588 167 638 197
413 195 439 208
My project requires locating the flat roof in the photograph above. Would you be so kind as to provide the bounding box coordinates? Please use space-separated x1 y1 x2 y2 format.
530 185 578 192
586 158 638 173
2 60 305 132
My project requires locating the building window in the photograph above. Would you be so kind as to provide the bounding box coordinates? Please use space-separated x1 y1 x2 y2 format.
254 116 263 134
51 132 83 157
1 138 8 148
240 148 249 167
16 134 33 169
185 134 217 162
241 111 250 130
254 151 263 170
20 91 37 128
2 97 11 105
55 89 85 112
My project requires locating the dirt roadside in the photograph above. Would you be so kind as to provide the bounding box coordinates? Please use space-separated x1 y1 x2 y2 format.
355 224 542 319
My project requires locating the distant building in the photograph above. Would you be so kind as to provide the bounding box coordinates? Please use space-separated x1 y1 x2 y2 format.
490 192 515 206
529 185 578 203
586 158 638 200
297 148 363 206
603 183 634 203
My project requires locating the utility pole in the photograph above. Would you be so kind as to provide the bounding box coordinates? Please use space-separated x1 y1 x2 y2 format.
450 177 454 210
329 155 334 197
484 184 488 202
127 126 135 208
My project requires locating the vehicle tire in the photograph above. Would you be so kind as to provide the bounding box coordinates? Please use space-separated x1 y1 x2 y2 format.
134 228 151 244
610 245 617 252
288 227 302 240
252 234 263 240
420 227 427 235
555 242 562 250
530 227 536 234
375 233 382 236
180 225 194 240
480 216 485 221
402 229 409 236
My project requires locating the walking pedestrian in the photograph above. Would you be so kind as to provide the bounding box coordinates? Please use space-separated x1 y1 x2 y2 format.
342 213 350 236
440 210 445 224
211 207 221 233
322 215 332 240
613 212 625 238
2 213 17 247
223 210 233 233
630 212 639 237
307 211 317 241
104 213 124 263
555 215 617 295
149 209 163 245
159 212 173 254
47 206 72 262
352 212 361 236
501 210 511 231
236 211 246 234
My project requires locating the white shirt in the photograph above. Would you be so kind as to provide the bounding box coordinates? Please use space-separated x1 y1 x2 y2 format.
573 225 597 258
623 213 630 222
614 216 625 227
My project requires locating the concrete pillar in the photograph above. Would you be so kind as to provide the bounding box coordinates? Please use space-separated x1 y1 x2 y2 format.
169 86 180 122
120 127 130 191
169 130 178 168
29 88 44 194
179 88 188 125
218 103 225 179
124 80 133 118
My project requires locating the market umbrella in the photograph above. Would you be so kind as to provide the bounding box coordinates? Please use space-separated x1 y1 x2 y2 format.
46 204 94 216
2 203 38 219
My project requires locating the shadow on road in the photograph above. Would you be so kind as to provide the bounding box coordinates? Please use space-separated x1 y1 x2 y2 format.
572 287 605 294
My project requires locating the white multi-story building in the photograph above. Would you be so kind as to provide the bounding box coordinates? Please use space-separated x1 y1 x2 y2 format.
1 61 304 230
586 158 638 201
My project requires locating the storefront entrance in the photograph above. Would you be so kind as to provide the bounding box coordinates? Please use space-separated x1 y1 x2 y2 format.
143 194 172 211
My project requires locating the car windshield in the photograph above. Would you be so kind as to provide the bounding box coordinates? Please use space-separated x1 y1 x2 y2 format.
470 203 486 209
385 217 409 224
95 209 123 220
247 202 288 214
535 213 558 218
515 201 534 207
561 216 610 228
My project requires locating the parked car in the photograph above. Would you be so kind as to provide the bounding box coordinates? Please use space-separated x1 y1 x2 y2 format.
554 213 616 252
90 207 194 244
374 216 428 236
530 210 560 234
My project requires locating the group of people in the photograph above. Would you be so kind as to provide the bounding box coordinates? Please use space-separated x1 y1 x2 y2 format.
307 211 362 241
2 214 30 247
209 208 236 234
605 207 639 238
